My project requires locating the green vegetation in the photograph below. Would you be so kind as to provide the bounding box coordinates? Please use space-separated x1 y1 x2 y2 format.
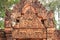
0 0 20 29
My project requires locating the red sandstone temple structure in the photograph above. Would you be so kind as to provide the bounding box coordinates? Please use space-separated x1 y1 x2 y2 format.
0 0 60 40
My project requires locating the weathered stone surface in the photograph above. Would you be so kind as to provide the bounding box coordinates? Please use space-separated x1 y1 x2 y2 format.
0 29 6 40
47 28 55 33
5 21 11 28
5 27 13 30
4 0 59 40
12 29 46 38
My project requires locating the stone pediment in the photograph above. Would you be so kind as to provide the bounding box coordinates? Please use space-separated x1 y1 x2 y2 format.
5 0 55 40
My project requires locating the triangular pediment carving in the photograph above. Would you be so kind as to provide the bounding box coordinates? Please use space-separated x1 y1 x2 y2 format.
5 0 55 39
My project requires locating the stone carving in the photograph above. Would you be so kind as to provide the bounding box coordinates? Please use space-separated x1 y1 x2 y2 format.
4 0 56 40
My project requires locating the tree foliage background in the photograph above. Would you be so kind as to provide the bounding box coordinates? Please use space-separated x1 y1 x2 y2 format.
0 0 60 29
0 0 20 29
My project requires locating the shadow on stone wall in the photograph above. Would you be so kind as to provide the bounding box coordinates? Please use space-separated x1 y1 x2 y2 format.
0 29 6 40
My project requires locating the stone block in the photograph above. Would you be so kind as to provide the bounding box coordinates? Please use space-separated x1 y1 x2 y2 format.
4 28 13 34
47 34 54 38
47 28 55 33
12 29 45 38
